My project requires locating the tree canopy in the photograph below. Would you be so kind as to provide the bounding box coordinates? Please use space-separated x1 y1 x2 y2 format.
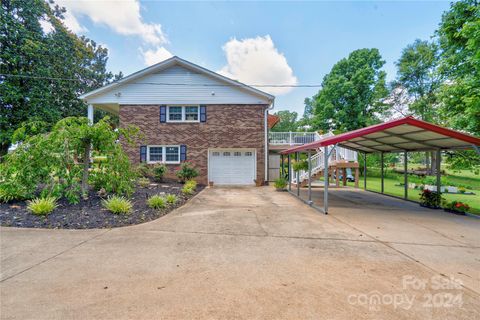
310 48 389 133
0 0 117 156
270 110 300 132
437 0 480 136
394 39 443 122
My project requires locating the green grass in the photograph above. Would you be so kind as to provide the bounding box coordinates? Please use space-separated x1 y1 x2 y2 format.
348 175 480 215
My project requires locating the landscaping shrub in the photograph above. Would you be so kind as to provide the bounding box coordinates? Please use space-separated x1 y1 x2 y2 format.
136 163 153 178
419 189 443 208
1 117 139 204
153 164 167 182
274 177 287 190
147 195 167 209
182 186 194 195
165 194 178 204
176 161 199 182
137 177 151 188
102 195 133 214
26 197 58 215
184 180 197 190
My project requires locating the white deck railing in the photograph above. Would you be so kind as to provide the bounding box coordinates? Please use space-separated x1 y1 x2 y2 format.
268 132 321 145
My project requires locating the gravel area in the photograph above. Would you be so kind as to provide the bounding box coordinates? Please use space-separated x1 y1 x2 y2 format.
0 180 204 229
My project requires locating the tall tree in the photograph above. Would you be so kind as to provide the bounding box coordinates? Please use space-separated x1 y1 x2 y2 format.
436 0 480 172
395 39 443 122
311 48 389 133
437 0 480 135
394 39 443 173
0 0 115 157
270 110 299 132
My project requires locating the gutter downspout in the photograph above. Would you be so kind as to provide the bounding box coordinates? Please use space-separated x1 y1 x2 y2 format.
264 100 275 184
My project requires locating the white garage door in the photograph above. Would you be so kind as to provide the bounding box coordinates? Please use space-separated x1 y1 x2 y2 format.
209 149 256 185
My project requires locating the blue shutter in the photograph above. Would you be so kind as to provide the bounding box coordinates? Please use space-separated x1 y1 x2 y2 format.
160 105 167 123
140 146 147 162
180 145 187 161
200 105 207 123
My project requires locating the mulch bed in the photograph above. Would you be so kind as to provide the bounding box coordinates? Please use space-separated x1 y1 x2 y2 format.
0 180 204 229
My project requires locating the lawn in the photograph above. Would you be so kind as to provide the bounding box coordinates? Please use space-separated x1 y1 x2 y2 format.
346 170 480 215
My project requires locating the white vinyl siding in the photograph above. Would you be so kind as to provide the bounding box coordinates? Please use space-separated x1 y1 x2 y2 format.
147 145 180 164
85 65 271 105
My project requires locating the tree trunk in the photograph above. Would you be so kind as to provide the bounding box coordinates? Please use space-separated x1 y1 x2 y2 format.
81 143 91 197
430 151 437 175
425 152 430 173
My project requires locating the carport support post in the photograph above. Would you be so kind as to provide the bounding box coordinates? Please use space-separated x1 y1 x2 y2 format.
323 146 329 214
280 154 284 179
363 152 367 190
380 152 384 194
404 151 408 199
308 151 312 204
296 152 300 196
287 154 291 191
436 149 441 195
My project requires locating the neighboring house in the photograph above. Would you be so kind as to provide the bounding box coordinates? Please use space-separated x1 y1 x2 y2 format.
80 56 275 185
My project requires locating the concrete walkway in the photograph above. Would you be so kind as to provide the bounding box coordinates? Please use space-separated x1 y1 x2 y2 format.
1 187 479 319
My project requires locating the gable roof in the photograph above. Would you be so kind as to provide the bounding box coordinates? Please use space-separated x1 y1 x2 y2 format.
281 116 480 154
268 114 280 129
79 56 274 103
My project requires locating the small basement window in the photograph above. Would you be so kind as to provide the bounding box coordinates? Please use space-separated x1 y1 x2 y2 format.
167 106 199 122
147 145 180 164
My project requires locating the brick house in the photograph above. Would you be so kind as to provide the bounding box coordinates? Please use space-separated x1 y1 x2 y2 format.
80 56 275 185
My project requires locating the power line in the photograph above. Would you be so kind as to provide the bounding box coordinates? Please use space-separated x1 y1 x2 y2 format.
0 73 323 88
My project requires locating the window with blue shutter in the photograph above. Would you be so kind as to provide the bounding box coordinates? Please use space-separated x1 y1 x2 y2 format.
160 105 167 123
180 145 187 161
140 146 147 162
200 105 207 122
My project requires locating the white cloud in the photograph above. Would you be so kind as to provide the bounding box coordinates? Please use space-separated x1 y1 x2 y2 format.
39 16 54 34
218 35 297 95
56 0 166 45
61 9 87 33
141 47 173 66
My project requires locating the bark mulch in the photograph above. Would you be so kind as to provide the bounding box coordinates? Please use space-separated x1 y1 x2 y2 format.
0 180 203 229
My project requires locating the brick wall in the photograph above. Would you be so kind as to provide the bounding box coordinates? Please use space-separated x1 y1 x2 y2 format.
119 104 267 185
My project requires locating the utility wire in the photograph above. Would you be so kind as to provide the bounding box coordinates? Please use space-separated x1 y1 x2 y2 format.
0 73 323 88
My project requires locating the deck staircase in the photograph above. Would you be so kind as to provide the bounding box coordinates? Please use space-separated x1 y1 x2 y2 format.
268 131 358 187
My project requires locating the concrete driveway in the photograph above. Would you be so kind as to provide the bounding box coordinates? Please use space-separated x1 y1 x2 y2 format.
1 187 479 319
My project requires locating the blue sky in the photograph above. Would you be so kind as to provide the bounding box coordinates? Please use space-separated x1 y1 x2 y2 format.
57 1 451 115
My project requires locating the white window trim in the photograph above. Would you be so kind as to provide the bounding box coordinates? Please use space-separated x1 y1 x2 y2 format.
167 105 200 123
147 145 181 164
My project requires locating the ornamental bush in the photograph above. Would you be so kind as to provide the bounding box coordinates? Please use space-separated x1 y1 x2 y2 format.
274 177 288 190
165 194 178 204
153 164 167 182
184 180 197 190
102 195 132 214
27 197 58 215
176 161 199 182
147 195 167 209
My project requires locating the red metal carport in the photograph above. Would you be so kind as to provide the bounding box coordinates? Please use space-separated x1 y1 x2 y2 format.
281 117 480 214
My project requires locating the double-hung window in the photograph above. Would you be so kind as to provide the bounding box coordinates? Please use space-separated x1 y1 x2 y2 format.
147 145 180 164
167 106 199 122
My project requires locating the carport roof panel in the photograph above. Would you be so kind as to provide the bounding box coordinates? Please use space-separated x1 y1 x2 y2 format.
281 116 480 154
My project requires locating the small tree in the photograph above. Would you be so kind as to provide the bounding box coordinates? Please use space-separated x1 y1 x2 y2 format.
0 116 139 203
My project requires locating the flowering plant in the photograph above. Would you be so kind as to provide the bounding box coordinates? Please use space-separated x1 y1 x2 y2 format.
444 201 470 213
419 189 442 208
